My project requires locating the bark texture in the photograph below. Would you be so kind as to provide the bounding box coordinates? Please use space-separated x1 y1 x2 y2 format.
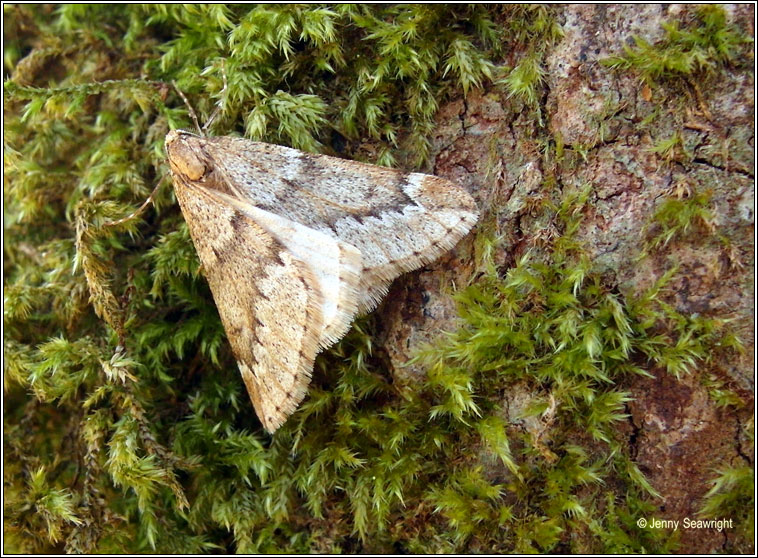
380 5 754 553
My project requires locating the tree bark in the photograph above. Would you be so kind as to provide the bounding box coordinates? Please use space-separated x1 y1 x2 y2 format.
381 5 754 553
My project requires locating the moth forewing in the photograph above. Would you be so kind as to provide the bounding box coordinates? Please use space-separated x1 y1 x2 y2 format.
165 130 478 433
199 187 364 347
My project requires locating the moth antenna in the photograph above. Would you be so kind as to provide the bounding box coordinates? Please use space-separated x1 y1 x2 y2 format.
203 60 228 135
103 175 168 228
173 80 203 136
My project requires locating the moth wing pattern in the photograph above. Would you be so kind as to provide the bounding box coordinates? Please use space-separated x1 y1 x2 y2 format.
196 136 479 313
171 173 334 433
205 188 364 348
165 130 478 433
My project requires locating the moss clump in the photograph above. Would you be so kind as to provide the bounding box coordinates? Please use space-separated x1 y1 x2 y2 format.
642 188 717 253
698 464 754 552
603 5 753 84
2 4 502 552
5 4 501 173
412 187 744 552
496 5 563 110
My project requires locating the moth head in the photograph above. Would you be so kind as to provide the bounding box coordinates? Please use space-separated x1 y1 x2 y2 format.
165 130 208 181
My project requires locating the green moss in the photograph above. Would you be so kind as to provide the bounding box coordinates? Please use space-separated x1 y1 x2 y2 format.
701 371 748 409
699 465 755 550
3 4 751 554
403 186 742 551
603 5 752 84
642 189 717 253
649 130 687 163
496 5 563 116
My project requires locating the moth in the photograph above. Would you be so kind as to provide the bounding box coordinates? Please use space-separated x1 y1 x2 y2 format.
165 130 478 432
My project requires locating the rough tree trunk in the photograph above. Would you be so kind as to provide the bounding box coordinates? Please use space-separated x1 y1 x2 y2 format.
380 5 754 554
